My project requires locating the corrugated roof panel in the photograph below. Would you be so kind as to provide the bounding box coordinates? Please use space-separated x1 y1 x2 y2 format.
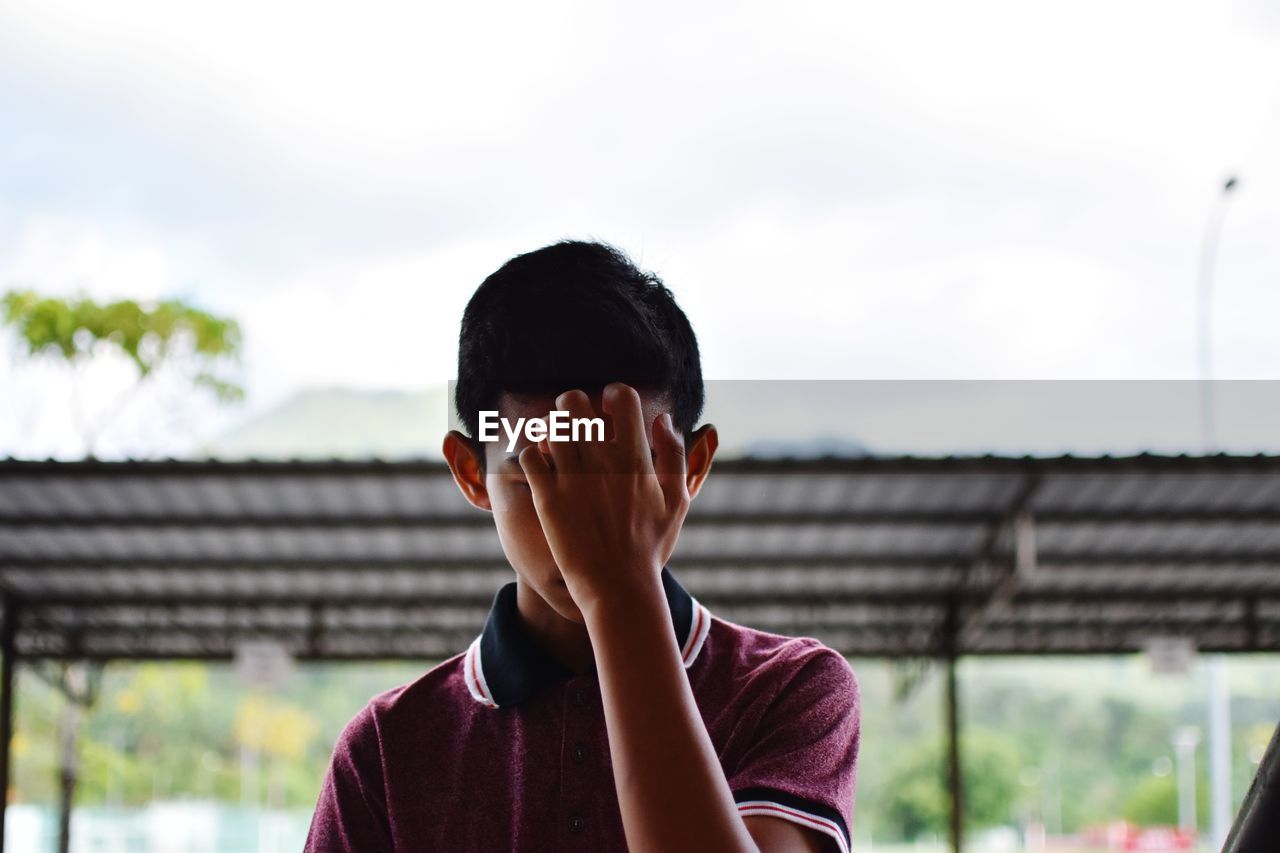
2 456 1277 659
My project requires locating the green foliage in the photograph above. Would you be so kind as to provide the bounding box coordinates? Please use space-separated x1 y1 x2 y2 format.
881 729 1021 840
1 290 244 403
1123 774 1178 827
1123 770 1208 828
8 654 1280 838
12 662 349 808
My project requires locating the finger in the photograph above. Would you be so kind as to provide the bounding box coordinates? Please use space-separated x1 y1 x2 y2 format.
559 388 607 470
653 412 688 511
601 382 650 472
517 442 554 497
536 437 558 474
548 390 589 473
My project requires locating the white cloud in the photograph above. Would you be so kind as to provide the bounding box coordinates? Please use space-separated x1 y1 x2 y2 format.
0 213 176 301
2 0 1279 457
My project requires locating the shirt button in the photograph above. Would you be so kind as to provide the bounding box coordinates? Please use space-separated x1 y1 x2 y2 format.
572 743 589 764
572 688 589 706
568 814 586 834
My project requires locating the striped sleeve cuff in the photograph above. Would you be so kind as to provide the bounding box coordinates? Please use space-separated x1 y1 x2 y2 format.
734 787 850 853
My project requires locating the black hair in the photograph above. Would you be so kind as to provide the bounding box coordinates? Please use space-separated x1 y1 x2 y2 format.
454 240 704 445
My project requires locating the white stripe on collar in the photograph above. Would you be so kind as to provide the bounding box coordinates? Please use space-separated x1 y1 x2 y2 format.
463 636 497 707
681 598 712 668
464 598 713 708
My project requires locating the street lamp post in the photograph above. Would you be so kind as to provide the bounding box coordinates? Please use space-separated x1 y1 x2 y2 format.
1196 176 1238 450
1196 174 1241 851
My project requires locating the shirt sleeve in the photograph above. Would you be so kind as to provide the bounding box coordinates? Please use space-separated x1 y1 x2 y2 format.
304 704 395 853
727 644 861 853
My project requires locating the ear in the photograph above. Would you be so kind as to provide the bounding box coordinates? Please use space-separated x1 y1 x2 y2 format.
443 429 492 512
684 423 718 501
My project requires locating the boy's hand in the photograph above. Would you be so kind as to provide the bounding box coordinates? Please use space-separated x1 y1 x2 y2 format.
517 382 690 616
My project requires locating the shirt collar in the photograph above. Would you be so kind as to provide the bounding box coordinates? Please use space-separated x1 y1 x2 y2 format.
463 566 712 709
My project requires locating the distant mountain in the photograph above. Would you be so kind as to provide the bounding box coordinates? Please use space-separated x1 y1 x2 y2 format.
203 387 451 459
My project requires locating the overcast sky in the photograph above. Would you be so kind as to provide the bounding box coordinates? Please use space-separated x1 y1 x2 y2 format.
2 0 1279 457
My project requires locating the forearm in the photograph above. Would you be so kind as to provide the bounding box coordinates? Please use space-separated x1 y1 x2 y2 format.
583 573 759 853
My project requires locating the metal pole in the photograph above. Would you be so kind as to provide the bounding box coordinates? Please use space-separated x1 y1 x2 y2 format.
1209 659 1233 845
1174 727 1200 833
1198 175 1240 851
1196 175 1237 452
0 596 19 853
945 603 963 853
947 657 962 853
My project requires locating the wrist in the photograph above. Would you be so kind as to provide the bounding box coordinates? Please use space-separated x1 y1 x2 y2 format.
576 564 668 628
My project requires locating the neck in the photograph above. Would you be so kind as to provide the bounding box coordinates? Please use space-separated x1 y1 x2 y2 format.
514 579 597 675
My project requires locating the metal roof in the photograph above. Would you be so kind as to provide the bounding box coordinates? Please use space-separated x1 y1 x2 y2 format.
1 454 1278 660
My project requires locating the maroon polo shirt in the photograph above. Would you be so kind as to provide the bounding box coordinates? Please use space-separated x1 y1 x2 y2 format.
304 567 860 852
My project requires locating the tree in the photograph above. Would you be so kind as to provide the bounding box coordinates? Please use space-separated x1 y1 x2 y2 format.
2 289 244 852
882 730 1022 840
234 694 321 809
1123 770 1208 829
2 290 244 456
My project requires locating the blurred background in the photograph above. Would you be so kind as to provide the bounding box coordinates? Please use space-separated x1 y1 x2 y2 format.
2 1 1279 851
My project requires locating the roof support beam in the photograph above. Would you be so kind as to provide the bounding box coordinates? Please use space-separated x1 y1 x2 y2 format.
944 602 964 853
962 509 1038 647
6 454 1279 476
7 551 1280 573
958 474 1042 649
9 508 1280 527
11 590 1280 611
308 603 324 658
0 595 19 853
1245 598 1260 652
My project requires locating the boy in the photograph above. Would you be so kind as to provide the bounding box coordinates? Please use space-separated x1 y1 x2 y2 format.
304 241 860 852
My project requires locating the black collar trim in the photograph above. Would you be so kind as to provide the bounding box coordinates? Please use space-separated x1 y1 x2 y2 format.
464 567 711 708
